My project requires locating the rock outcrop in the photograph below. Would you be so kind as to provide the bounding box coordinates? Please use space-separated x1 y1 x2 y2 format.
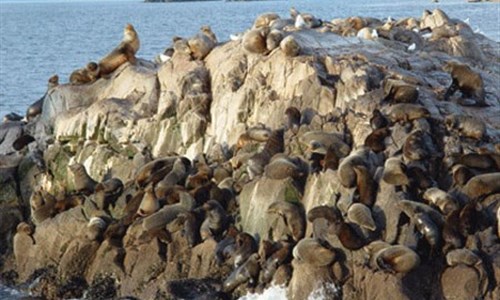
1 8 499 300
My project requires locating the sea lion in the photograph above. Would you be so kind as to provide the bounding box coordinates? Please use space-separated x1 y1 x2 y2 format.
451 164 474 187
384 103 430 123
370 109 389 130
86 217 108 241
398 199 444 227
247 129 284 178
135 156 177 189
30 189 56 225
422 187 459 215
234 232 258 267
223 253 261 292
142 191 196 231
3 112 23 123
294 13 322 29
353 164 377 207
364 127 391 153
98 23 140 77
338 147 369 188
301 131 351 159
68 163 97 195
267 200 305 242
280 35 300 57
247 126 272 142
284 106 301 134
94 178 124 212
266 29 284 52
443 61 486 106
382 156 409 186
259 241 293 285
445 114 486 140
414 212 440 253
200 200 229 240
307 205 339 224
374 245 420 273
292 238 336 267
382 78 419 103
136 184 160 217
173 36 192 56
403 130 435 162
462 172 500 200
188 25 217 60
69 62 99 85
346 203 376 231
155 157 191 195
26 74 59 121
243 27 270 54
253 13 280 28
333 220 367 250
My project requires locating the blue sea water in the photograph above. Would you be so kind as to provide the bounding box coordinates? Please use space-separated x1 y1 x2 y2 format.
0 0 499 119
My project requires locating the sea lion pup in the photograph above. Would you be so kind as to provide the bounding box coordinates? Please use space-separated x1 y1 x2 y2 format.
98 23 140 77
374 245 420 273
267 200 305 242
353 165 377 207
134 156 177 189
445 114 486 141
280 35 300 57
69 62 99 85
364 127 391 153
223 253 261 293
242 26 271 54
382 78 419 104
462 172 500 200
347 203 376 231
382 156 409 186
94 178 124 212
422 187 459 215
266 29 284 52
293 238 336 267
200 200 229 240
370 109 389 130
253 12 280 29
68 163 97 195
384 103 430 124
284 106 301 134
233 232 258 267
442 61 487 106
188 25 217 60
26 74 59 122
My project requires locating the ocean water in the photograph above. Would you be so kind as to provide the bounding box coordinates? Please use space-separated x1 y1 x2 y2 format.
0 0 499 298
0 0 499 119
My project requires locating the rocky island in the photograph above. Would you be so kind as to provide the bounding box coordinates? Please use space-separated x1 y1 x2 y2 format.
0 8 499 300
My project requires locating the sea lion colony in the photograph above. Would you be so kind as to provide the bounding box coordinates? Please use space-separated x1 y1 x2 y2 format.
1 7 499 300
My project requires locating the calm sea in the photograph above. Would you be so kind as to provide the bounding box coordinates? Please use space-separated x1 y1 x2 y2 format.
0 0 499 298
0 0 499 119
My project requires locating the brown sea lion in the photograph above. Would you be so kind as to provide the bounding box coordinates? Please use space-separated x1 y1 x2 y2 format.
69 62 99 85
266 29 284 52
384 103 430 123
462 172 500 200
98 23 140 77
94 178 124 212
374 245 420 273
353 165 377 207
293 238 336 267
382 78 419 104
135 156 177 189
370 109 389 130
254 12 280 28
364 127 391 153
382 156 409 186
267 200 305 242
68 163 97 195
346 203 376 231
234 232 258 267
445 114 486 140
284 106 301 134
243 27 270 54
188 25 217 60
26 74 59 121
280 35 300 57
443 61 486 106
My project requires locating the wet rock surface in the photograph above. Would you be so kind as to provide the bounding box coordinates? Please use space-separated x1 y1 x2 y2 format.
1 8 499 300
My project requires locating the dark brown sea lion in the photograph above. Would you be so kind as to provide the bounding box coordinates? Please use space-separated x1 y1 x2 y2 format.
364 127 391 153
374 245 420 273
385 103 430 123
382 78 419 104
443 61 487 106
69 62 99 85
370 109 389 130
284 106 301 134
353 165 377 207
98 23 140 77
26 74 59 121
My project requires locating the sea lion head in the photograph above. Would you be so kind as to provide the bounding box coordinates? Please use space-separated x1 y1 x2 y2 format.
86 62 99 72
124 23 137 41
